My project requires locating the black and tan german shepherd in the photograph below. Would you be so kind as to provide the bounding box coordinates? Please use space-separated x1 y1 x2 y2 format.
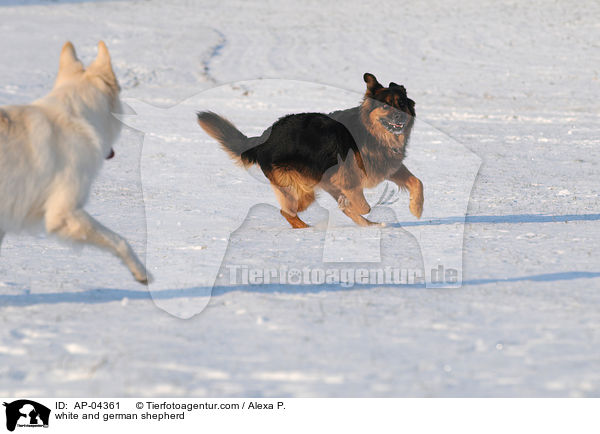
197 73 423 228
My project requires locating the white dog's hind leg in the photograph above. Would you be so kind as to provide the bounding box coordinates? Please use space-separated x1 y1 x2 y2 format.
0 230 4 255
46 209 150 284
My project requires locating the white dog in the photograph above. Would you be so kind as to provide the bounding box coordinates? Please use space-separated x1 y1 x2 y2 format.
0 41 149 284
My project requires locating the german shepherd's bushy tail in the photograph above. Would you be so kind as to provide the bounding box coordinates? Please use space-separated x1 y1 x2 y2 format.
197 111 259 167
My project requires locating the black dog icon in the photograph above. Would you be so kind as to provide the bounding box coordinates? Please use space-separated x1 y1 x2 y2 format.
3 400 50 431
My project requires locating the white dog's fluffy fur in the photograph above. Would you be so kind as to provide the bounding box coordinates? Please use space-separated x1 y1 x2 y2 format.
0 41 149 284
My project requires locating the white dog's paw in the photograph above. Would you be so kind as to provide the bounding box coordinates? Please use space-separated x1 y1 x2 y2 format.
134 269 153 285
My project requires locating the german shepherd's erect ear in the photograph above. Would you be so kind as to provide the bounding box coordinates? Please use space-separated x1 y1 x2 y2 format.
363 73 383 95
388 82 406 93
389 82 415 113
54 41 84 88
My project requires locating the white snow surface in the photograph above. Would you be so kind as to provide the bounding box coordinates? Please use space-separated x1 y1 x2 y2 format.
0 0 599 397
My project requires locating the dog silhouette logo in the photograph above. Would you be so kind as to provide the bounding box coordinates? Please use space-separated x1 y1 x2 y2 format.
3 400 50 431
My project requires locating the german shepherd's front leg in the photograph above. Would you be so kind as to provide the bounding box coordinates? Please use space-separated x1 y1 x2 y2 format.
389 164 423 218
338 196 380 226
321 180 381 227
335 188 383 227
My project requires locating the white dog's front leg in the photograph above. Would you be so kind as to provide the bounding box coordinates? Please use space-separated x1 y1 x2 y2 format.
46 209 150 284
0 230 4 255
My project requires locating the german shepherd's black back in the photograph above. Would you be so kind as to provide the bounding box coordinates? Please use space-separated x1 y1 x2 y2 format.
197 111 361 177
198 73 423 228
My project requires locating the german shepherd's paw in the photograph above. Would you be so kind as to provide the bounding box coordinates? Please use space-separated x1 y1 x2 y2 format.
356 216 385 227
280 210 310 229
337 194 351 211
338 194 371 215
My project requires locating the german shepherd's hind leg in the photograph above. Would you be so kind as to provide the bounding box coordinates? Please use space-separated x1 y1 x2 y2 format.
389 164 423 218
270 184 310 229
45 208 150 284
280 210 309 229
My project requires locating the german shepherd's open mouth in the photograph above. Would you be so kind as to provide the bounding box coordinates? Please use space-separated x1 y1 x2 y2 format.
379 117 406 134
378 102 411 136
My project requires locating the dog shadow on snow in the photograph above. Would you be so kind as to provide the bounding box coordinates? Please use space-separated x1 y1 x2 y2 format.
0 270 600 307
386 213 600 227
1 212 599 307
0 0 123 6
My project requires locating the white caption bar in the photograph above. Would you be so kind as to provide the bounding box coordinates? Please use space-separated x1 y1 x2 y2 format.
0 398 597 434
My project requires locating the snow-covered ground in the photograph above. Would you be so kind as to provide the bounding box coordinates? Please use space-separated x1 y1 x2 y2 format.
0 0 599 397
